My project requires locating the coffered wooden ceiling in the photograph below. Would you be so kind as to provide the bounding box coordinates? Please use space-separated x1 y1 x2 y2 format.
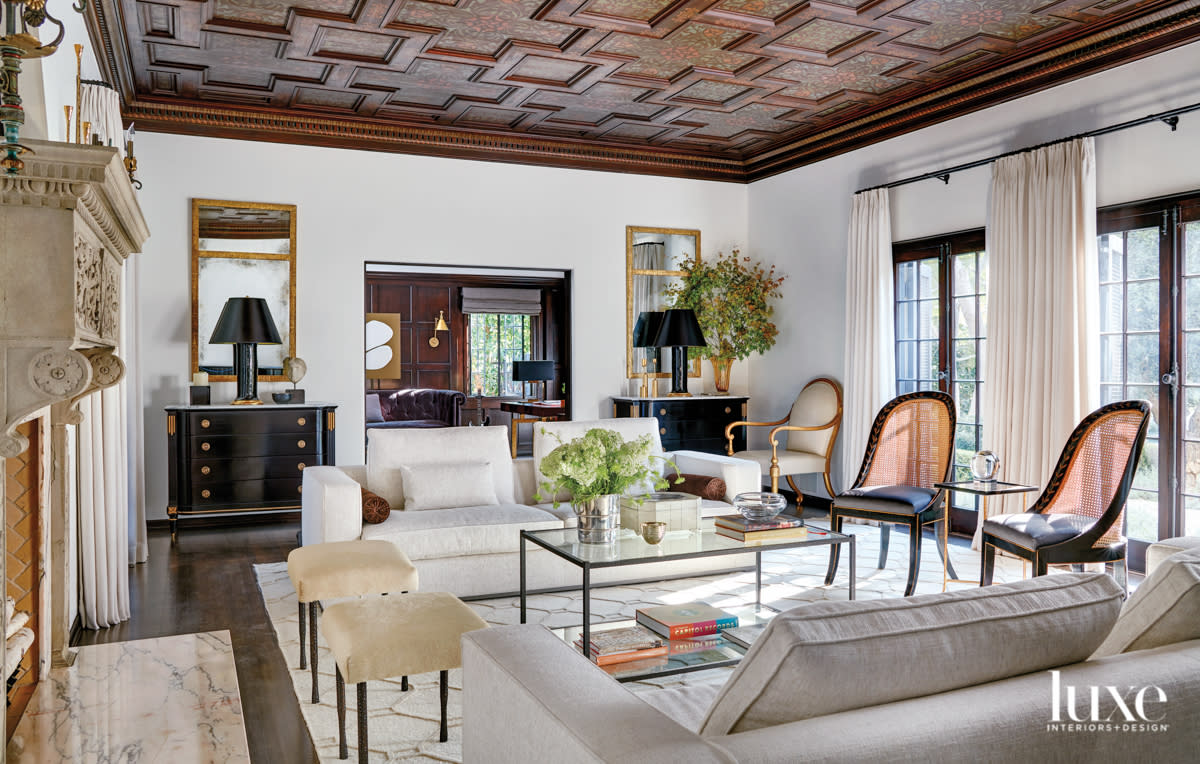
89 0 1200 180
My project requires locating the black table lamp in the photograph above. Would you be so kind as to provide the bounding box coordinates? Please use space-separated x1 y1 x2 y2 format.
631 310 664 397
653 308 706 397
210 297 282 405
512 359 555 401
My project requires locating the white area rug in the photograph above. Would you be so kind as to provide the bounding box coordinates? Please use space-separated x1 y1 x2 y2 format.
255 523 1026 763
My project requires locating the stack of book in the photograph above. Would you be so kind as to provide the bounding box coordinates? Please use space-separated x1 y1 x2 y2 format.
714 513 807 544
635 602 739 639
573 626 666 666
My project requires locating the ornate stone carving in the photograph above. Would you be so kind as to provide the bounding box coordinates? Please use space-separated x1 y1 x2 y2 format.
28 349 90 399
74 234 103 338
0 432 30 459
83 349 124 389
102 257 120 341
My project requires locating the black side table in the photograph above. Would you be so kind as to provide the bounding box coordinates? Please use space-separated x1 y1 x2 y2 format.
933 479 1038 589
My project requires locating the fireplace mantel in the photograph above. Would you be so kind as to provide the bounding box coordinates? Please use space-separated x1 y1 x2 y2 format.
0 139 149 457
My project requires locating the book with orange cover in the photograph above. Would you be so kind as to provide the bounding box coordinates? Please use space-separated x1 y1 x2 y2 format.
635 602 739 639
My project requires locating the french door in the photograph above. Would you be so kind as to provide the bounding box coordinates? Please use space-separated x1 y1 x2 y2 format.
1098 192 1200 569
893 230 987 530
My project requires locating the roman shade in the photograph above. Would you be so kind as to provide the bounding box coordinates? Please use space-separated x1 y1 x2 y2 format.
460 288 542 315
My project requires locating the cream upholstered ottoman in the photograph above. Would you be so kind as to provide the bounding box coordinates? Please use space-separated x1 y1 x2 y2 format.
286 540 418 703
1146 535 1200 574
322 592 488 762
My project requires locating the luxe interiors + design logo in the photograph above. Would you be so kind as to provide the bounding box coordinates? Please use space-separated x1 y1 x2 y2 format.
1047 670 1169 733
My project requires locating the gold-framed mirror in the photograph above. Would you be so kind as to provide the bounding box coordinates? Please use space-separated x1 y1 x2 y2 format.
191 199 296 381
626 225 701 382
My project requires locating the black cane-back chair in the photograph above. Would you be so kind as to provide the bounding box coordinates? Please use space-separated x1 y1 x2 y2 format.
981 400 1151 594
824 391 957 597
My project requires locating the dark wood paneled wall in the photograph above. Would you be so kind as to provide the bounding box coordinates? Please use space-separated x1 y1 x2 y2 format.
364 270 571 412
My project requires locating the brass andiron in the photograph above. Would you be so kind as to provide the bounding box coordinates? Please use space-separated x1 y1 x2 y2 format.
0 1 87 172
63 105 71 139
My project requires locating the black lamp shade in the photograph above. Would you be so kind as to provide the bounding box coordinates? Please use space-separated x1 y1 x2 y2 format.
512 360 555 382
631 311 665 348
653 309 707 348
210 297 282 345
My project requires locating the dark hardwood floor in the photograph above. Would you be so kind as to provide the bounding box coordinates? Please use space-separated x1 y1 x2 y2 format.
75 522 318 764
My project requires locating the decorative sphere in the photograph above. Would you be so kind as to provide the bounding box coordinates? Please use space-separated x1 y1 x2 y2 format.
734 492 787 521
970 450 1000 481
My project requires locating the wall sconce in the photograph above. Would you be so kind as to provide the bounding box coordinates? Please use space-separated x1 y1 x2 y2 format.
1 1 84 174
428 310 449 348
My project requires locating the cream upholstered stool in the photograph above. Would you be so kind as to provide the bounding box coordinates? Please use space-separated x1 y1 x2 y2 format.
286 540 418 704
1147 535 1200 575
322 592 488 762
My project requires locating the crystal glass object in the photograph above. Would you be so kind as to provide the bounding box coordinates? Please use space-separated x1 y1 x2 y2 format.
734 492 787 522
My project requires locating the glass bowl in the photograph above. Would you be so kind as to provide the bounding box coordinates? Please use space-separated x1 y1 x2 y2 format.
734 492 787 522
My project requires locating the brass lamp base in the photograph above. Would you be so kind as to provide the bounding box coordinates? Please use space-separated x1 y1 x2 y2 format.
231 398 264 405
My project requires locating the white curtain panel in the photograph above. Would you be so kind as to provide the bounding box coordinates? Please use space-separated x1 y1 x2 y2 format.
77 386 132 629
125 265 148 564
979 138 1099 545
79 84 125 153
841 188 896 490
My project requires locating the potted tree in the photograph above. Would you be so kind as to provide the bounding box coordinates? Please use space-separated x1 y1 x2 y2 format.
664 250 786 392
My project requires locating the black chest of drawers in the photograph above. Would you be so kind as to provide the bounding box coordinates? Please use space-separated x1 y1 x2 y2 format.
165 404 336 538
611 396 749 454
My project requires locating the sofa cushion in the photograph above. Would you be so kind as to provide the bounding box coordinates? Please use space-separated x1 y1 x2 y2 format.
1092 544 1200 657
984 512 1095 549
698 572 1123 736
365 393 384 423
361 488 391 524
399 461 498 511
367 426 514 508
359 504 562 559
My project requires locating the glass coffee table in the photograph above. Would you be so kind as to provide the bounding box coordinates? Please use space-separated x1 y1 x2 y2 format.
519 521 855 680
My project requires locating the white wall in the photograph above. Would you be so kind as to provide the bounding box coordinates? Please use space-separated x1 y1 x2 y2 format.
748 39 1200 496
135 137 748 519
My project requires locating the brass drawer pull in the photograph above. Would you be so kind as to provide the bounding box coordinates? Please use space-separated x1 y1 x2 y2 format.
297 417 306 426
298 439 306 449
298 485 303 494
201 466 211 476
201 489 211 499
297 462 306 471
725 407 731 414
659 407 667 416
200 442 211 452
660 427 666 435
200 418 210 429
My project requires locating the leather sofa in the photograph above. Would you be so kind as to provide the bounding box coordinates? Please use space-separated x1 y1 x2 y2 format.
462 554 1200 763
365 388 465 429
301 418 761 598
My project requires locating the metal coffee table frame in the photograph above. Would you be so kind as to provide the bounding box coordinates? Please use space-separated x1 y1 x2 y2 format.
519 523 855 669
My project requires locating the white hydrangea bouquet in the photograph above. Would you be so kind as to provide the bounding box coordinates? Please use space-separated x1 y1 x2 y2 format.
535 428 680 505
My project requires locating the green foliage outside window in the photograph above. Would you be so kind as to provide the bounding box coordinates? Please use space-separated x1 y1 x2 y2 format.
469 313 531 396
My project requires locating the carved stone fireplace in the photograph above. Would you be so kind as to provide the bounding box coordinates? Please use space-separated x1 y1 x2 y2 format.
0 140 149 746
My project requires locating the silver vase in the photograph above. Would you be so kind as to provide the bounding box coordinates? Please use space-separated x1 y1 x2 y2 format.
574 494 621 544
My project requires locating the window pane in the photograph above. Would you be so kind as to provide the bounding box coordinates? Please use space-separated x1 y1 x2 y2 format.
468 313 531 397
1125 490 1158 542
1099 283 1123 333
1187 277 1200 330
896 341 917 380
978 251 988 294
954 340 977 382
918 259 938 298
1186 221 1200 276
1187 332 1200 385
1100 334 1124 384
897 262 916 300
952 298 976 339
1125 334 1158 384
955 382 978 423
918 299 939 340
1133 437 1158 492
953 253 975 297
977 294 987 336
1098 234 1122 282
896 301 917 341
1100 384 1124 406
1126 228 1159 280
918 340 938 380
1126 280 1159 332
1186 386 1200 439
1125 385 1158 439
1187 495 1200 537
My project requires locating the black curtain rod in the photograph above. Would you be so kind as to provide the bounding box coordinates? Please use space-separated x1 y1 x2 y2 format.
80 79 115 89
857 101 1200 194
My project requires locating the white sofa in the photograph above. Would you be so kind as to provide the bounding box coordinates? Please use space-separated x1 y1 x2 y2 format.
301 418 761 598
463 555 1200 763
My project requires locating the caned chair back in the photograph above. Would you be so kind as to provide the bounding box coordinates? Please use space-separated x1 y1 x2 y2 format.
786 378 843 456
855 391 956 491
1031 400 1151 547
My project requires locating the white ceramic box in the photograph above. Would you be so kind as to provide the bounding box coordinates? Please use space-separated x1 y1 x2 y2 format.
620 492 701 532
